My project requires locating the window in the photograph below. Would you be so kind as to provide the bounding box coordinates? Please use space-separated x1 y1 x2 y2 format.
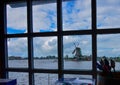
33 36 58 69
0 0 120 85
97 0 120 29
7 38 28 68
97 34 120 71
32 1 57 32
62 0 91 30
34 73 58 85
9 72 29 85
7 3 27 34
63 35 92 70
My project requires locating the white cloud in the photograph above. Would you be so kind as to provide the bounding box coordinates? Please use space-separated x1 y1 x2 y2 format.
82 40 88 45
97 34 120 57
7 5 27 30
112 48 120 53
63 0 91 30
107 0 120 5
8 38 28 57
33 3 57 32
33 37 57 57
97 0 120 28
42 37 57 51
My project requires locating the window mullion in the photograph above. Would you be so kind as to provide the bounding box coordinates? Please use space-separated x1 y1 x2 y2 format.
0 1 8 78
92 0 97 82
27 0 34 85
57 0 64 80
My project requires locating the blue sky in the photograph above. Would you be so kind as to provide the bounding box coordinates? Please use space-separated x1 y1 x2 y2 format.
7 0 120 58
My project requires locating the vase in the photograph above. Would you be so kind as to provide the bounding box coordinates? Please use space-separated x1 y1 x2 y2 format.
97 72 120 85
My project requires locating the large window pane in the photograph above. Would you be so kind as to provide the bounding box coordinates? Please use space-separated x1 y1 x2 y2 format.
63 35 92 70
7 38 28 68
34 73 58 85
62 0 91 31
64 74 92 79
32 1 57 32
33 37 58 69
7 3 27 34
97 34 120 71
97 0 120 29
9 72 29 85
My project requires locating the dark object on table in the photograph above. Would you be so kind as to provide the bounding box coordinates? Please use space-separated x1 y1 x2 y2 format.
0 79 17 85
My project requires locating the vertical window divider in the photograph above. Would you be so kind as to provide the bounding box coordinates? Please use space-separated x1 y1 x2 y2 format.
27 0 34 85
57 0 64 80
91 0 97 83
0 1 8 78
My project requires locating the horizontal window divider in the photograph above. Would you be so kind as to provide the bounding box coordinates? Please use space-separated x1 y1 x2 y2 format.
6 68 29 72
96 29 120 34
6 33 28 38
63 70 93 75
6 28 120 38
6 68 59 73
62 30 93 35
6 68 95 75
6 32 58 38
31 32 59 37
6 30 94 38
33 69 59 73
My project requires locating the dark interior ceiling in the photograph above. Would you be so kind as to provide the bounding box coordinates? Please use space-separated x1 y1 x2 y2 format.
9 0 70 8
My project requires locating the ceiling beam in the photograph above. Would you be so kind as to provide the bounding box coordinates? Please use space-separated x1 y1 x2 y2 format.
7 0 70 8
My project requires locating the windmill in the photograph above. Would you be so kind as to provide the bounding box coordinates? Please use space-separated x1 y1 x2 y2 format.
72 42 82 61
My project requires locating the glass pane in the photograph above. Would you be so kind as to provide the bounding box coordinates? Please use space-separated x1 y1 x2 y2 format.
7 38 28 68
9 72 29 85
97 0 120 29
34 73 58 85
64 74 92 79
7 3 27 34
97 34 120 72
62 0 91 31
33 37 58 69
32 1 57 32
63 35 92 70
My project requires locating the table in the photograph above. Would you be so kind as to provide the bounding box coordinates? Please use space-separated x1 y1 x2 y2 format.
0 79 17 85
